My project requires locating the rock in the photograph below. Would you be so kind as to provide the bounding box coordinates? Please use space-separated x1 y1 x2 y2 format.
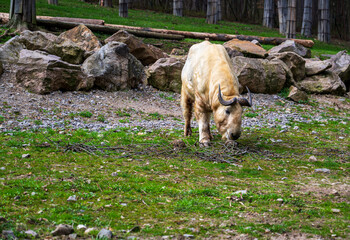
308 155 317 161
25 230 38 238
329 50 350 89
276 198 283 202
105 30 167 65
77 224 87 231
170 48 186 55
67 195 77 201
18 30 58 51
268 40 311 58
183 234 195 238
305 59 332 76
287 86 308 102
111 172 118 176
315 168 330 173
97 229 113 239
251 39 262 47
68 233 78 239
233 190 247 195
84 227 98 235
0 167 5 170
22 154 30 158
0 36 26 64
224 39 267 58
82 41 146 91
231 56 287 94
58 24 102 53
299 72 346 95
267 52 306 82
147 57 184 93
2 230 16 239
331 208 340 213
51 224 74 236
257 166 263 171
15 50 94 94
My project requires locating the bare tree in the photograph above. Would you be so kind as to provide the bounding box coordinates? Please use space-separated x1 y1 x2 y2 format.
119 0 128 18
48 0 58 5
285 0 296 38
8 0 36 30
173 0 183 17
277 0 288 34
318 0 330 42
301 0 312 38
206 0 217 24
263 0 274 28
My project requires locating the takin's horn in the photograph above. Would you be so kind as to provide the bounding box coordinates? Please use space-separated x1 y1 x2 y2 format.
218 84 237 106
237 87 253 107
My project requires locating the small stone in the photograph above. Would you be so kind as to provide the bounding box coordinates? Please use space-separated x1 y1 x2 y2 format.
293 126 299 130
51 224 74 236
69 233 78 239
315 168 330 173
257 166 263 171
277 198 283 202
84 227 98 235
25 230 38 238
111 172 118 177
233 190 247 195
183 234 195 238
97 229 113 239
77 224 87 231
67 195 77 201
127 236 138 240
331 208 340 213
31 192 36 196
0 167 5 170
311 131 317 134
22 154 30 158
2 230 15 239
309 156 317 161
281 177 288 180
120 203 127 206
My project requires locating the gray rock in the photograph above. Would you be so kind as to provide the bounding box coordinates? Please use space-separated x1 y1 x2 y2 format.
82 41 146 91
0 36 26 64
22 154 30 158
268 40 311 58
299 72 346 95
25 230 38 238
251 39 262 47
15 50 94 94
287 86 308 102
305 59 332 76
84 227 98 235
67 195 77 202
0 167 5 170
224 39 267 58
231 56 287 94
315 168 330 173
183 234 195 238
69 233 78 239
97 229 113 239
51 224 74 236
276 198 283 202
233 190 247 195
329 50 350 90
2 230 16 240
18 30 58 52
77 224 87 231
147 57 184 93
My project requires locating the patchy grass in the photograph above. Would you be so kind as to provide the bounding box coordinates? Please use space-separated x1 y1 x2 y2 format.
0 107 349 239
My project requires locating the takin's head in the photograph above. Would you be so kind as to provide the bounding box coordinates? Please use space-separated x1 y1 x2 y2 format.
213 84 252 141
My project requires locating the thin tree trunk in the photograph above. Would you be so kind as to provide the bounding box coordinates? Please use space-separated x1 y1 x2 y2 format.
263 0 274 28
277 0 288 34
301 0 312 37
48 0 58 5
318 0 330 42
173 0 183 17
119 0 128 18
286 0 296 38
100 0 112 7
206 0 217 24
217 0 222 21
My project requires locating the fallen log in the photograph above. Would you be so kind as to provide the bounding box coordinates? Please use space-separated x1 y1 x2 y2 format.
37 19 185 40
105 23 314 48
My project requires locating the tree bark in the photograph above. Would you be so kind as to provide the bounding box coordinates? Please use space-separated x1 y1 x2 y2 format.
119 0 128 18
100 0 112 8
8 0 36 31
206 0 217 24
173 0 183 17
217 0 222 21
301 0 312 38
263 0 274 28
277 0 288 34
285 0 296 38
48 0 58 5
318 0 330 42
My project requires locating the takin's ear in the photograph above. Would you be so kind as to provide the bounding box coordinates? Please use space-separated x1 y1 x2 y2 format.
195 91 211 110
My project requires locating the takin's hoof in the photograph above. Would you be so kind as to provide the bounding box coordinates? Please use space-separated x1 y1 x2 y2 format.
199 141 211 148
225 140 238 147
184 127 192 137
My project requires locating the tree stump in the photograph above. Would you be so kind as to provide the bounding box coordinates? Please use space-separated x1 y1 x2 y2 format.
173 0 183 17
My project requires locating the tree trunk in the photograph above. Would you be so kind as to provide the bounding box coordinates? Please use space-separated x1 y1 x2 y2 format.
217 0 222 21
301 0 312 37
119 0 128 18
48 0 58 5
100 0 112 7
277 0 288 34
285 0 296 38
263 0 274 28
318 0 330 42
173 0 183 17
8 0 36 31
206 0 217 24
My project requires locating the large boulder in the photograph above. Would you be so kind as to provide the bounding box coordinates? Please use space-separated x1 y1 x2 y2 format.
267 52 306 82
305 58 332 76
15 50 94 94
105 30 168 65
82 41 146 91
268 40 311 58
299 72 346 95
18 30 58 51
287 86 308 102
231 56 287 94
328 50 350 90
224 39 267 58
147 57 184 93
58 24 102 53
0 36 26 64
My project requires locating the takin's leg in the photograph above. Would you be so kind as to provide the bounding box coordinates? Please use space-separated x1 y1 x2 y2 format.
194 106 212 147
181 90 193 137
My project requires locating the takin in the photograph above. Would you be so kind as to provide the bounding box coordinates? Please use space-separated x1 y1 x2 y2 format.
181 41 252 146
